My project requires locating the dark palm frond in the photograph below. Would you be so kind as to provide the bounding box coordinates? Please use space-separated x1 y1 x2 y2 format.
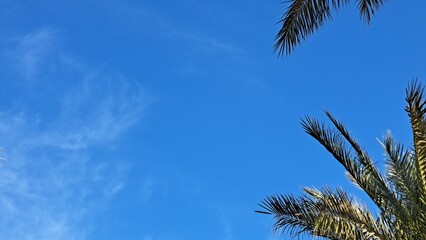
323 111 404 217
275 0 387 56
257 194 335 238
274 0 350 56
357 0 387 23
324 111 387 187
301 116 352 169
301 115 401 217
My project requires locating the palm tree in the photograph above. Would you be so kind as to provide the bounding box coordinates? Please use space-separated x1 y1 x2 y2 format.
275 0 387 56
257 81 426 239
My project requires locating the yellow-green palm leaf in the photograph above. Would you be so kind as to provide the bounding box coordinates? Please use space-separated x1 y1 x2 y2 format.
258 81 426 239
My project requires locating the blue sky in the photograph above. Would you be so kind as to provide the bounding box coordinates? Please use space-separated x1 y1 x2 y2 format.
0 1 426 239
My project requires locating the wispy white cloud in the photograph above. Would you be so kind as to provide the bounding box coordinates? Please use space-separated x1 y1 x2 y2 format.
8 28 56 80
35 75 148 151
0 29 149 239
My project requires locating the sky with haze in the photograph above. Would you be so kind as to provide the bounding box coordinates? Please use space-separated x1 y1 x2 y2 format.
1 1 426 239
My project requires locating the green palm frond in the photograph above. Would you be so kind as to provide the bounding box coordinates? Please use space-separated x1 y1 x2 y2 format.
381 133 416 237
382 133 417 204
257 194 333 238
275 0 386 56
322 112 406 219
405 81 426 237
258 81 426 239
406 81 426 193
305 187 391 239
258 187 392 239
301 114 400 215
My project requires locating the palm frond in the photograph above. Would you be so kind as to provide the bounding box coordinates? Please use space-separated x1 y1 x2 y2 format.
405 81 426 196
301 115 401 215
275 0 387 56
383 133 417 204
381 133 417 237
356 0 387 23
323 112 404 216
274 0 349 56
405 80 426 237
257 194 338 238
305 187 391 239
258 187 393 239
258 81 426 239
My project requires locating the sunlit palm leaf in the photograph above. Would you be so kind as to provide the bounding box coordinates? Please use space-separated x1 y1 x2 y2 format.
381 133 416 236
258 187 392 239
304 187 391 239
405 81 426 237
258 81 426 239
406 82 426 193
